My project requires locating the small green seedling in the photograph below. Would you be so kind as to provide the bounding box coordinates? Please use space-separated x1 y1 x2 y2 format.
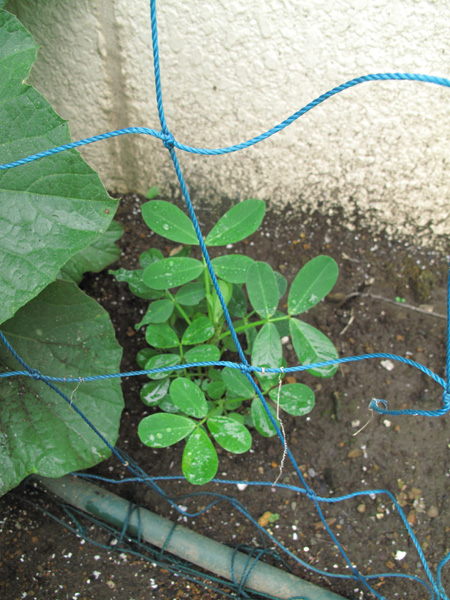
110 195 339 485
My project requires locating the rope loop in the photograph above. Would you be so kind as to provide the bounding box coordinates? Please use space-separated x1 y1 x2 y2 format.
443 391 450 410
161 130 175 150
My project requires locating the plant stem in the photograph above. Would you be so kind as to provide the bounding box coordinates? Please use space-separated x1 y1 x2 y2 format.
219 314 289 340
203 260 214 322
167 290 192 325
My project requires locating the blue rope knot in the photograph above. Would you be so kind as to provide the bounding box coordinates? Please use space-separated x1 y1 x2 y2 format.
306 489 318 502
161 131 175 150
239 363 252 376
29 369 43 381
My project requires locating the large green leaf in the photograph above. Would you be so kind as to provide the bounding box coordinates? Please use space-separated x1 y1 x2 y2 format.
184 344 220 363
169 377 208 418
141 200 199 245
205 199 265 246
222 367 255 399
143 257 203 290
175 282 206 306
0 11 118 325
59 221 123 284
182 428 218 485
145 323 179 349
251 398 279 438
246 262 279 318
138 413 196 448
0 280 124 496
268 383 315 416
210 255 254 284
140 380 170 407
251 322 282 369
181 315 215 345
289 318 338 377
144 353 182 380
288 256 339 315
207 416 252 453
135 299 175 329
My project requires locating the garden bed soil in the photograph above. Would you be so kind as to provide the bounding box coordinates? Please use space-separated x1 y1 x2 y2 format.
1 193 449 600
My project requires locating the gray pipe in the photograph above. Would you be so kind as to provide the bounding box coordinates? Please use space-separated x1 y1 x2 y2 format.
34 474 346 600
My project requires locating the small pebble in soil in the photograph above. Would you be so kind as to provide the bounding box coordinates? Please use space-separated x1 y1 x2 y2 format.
348 448 363 459
428 505 439 518
380 359 395 371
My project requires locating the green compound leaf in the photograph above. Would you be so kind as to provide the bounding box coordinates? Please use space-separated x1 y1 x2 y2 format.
289 318 338 378
210 255 254 284
184 344 220 363
288 256 339 316
207 416 252 453
222 367 255 399
141 200 199 245
175 282 206 306
145 323 179 349
246 262 279 318
0 12 118 325
205 199 265 246
59 221 123 284
143 257 203 290
169 377 208 418
182 315 215 345
136 299 174 329
140 379 170 407
268 383 315 416
251 398 279 438
145 353 181 380
0 280 123 496
138 413 196 448
182 428 218 485
109 268 163 300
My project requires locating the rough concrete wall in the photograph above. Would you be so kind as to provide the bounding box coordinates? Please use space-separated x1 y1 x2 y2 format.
5 0 450 243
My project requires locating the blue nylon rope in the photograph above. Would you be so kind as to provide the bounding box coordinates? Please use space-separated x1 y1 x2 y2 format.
2 73 450 171
0 0 449 595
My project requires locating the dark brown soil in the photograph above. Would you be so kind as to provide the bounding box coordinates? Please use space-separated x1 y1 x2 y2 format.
1 193 449 600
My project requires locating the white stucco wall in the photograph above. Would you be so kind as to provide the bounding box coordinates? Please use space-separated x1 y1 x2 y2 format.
5 0 450 244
